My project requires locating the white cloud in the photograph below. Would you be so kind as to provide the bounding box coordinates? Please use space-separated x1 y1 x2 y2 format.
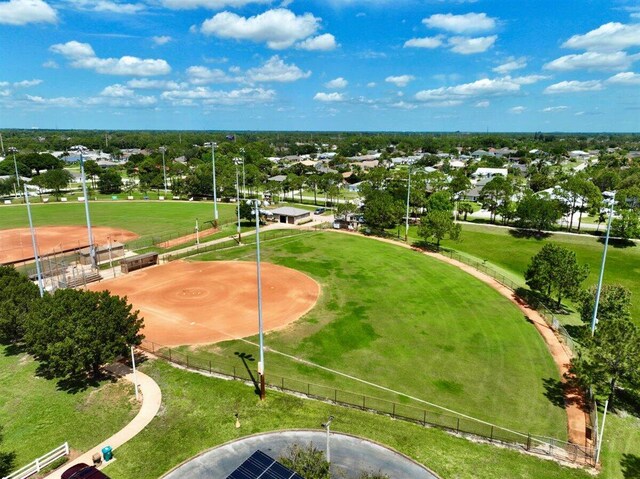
544 80 603 94
201 8 321 50
542 106 568 112
404 36 444 49
0 0 57 25
66 0 145 14
562 22 640 52
152 35 172 46
161 87 275 105
42 60 59 68
509 106 525 114
415 77 521 102
391 101 417 110
475 100 489 107
493 57 527 74
423 12 496 34
367 82 376 87
385 75 415 87
14 79 42 88
510 74 549 85
26 95 78 107
296 33 338 51
100 84 135 97
544 51 639 71
606 71 640 84
161 0 270 9
448 35 497 54
186 66 235 84
51 41 171 76
325 77 348 89
313 92 345 102
246 55 311 82
127 79 183 89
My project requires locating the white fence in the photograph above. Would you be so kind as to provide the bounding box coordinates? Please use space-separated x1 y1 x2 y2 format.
2 442 69 479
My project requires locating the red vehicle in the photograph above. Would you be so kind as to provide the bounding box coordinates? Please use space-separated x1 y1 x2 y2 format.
61 463 111 479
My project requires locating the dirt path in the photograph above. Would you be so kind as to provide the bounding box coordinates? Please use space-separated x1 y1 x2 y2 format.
326 230 588 448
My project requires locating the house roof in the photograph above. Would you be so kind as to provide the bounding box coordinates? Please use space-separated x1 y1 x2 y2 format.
268 175 287 182
269 206 311 217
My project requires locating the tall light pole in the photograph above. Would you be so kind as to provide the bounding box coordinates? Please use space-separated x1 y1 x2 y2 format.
251 199 266 400
240 147 246 199
25 184 44 297
159 146 168 196
233 157 242 242
211 142 219 225
9 147 20 197
405 164 412 242
591 191 616 336
79 147 97 269
322 415 334 463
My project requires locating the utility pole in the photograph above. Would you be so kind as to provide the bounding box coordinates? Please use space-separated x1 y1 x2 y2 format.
591 191 616 335
322 416 334 463
211 142 219 224
405 165 412 242
253 199 266 400
79 147 97 269
234 158 242 242
25 185 44 297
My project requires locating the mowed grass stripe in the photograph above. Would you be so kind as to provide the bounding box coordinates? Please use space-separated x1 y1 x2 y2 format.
188 232 566 439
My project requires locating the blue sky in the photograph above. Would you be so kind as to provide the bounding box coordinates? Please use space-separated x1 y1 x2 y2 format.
1 0 639 132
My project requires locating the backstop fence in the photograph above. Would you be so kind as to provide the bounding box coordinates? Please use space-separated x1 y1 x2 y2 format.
138 338 596 466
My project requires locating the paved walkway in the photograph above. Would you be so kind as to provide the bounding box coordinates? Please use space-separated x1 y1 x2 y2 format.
162 431 440 479
43 363 162 478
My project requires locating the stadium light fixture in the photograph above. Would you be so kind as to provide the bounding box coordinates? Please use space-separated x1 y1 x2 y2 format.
211 142 219 224
591 191 616 336
321 415 334 463
24 184 44 297
78 146 97 269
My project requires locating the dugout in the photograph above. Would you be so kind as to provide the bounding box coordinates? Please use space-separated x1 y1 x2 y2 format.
79 243 125 265
269 206 311 225
120 252 159 273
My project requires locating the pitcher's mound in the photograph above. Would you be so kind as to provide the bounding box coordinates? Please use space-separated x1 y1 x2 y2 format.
89 260 320 346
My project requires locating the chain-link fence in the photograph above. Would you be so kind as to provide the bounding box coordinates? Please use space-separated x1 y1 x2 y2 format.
139 338 596 466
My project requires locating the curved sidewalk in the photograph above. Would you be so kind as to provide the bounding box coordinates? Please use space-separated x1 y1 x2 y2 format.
44 363 162 479
162 430 440 479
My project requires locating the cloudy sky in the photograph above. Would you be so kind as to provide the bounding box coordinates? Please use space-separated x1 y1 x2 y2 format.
1 0 639 131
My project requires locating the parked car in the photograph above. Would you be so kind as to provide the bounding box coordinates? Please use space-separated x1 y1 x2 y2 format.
61 464 111 479
314 207 326 215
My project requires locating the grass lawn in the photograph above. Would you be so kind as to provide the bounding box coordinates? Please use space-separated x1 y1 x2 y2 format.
178 231 566 439
104 360 590 479
0 201 238 243
429 223 640 323
0 346 139 466
599 410 640 479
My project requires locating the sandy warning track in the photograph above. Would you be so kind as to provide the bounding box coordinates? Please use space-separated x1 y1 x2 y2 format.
88 260 320 347
0 226 138 264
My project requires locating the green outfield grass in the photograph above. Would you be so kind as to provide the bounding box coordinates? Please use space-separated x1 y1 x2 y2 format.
0 346 139 466
177 231 566 439
0 201 238 239
105 360 589 479
428 224 640 323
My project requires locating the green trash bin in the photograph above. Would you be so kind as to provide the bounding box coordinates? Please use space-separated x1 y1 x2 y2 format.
102 445 113 461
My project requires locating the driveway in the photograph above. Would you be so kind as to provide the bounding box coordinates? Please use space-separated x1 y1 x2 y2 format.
162 430 440 479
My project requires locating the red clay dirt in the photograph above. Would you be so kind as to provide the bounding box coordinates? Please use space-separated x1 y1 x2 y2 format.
157 228 219 249
0 226 138 264
88 260 320 347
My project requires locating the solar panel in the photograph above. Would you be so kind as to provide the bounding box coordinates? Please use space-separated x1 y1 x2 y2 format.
226 450 305 479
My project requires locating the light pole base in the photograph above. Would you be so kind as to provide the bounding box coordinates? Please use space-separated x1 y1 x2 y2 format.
259 372 266 400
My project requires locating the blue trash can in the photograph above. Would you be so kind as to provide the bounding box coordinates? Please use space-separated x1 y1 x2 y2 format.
102 446 113 461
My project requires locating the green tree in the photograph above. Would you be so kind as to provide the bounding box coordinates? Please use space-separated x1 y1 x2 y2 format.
611 209 640 239
362 189 403 232
98 169 123 194
457 202 474 221
418 210 461 247
25 289 144 380
31 169 73 198
580 284 632 326
479 176 512 223
83 160 101 189
571 318 640 408
0 266 40 344
515 192 563 232
0 426 16 477
279 444 330 479
525 243 589 308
